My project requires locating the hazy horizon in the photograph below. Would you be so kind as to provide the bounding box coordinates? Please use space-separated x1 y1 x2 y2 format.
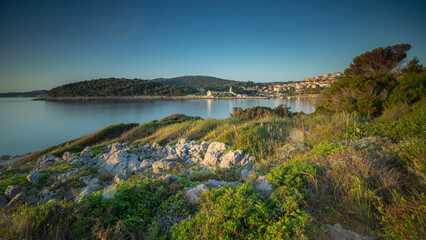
1 0 425 92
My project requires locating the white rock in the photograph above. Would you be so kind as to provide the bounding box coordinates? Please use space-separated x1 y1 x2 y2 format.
184 184 210 204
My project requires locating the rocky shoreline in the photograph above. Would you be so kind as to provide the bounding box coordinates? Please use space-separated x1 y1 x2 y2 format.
35 95 270 101
0 139 264 211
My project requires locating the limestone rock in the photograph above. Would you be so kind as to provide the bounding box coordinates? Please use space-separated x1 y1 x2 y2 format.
184 184 209 204
26 195 39 206
203 142 228 166
219 150 244 168
160 174 180 184
75 184 101 202
57 169 78 183
327 224 376 240
253 176 272 198
4 185 24 200
27 187 39 196
0 195 8 209
5 192 27 210
27 170 45 183
65 189 79 202
80 146 93 158
152 160 176 174
207 179 241 189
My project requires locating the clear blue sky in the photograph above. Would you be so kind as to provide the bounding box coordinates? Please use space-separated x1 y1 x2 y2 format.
1 0 425 92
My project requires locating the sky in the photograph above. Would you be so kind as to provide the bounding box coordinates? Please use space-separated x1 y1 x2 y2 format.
0 0 425 92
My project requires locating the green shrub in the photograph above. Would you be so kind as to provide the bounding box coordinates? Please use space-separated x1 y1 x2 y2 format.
376 191 426 239
230 105 292 120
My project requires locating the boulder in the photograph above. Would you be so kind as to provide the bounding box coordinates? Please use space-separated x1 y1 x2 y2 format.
27 187 39 196
184 184 210 204
64 189 79 202
203 142 228 166
4 185 24 200
207 179 241 189
240 155 256 170
152 160 177 174
5 192 27 210
114 172 129 184
62 152 77 161
327 223 376 240
26 170 45 183
42 192 56 204
219 150 244 169
97 150 129 176
80 146 93 158
160 174 180 184
57 169 78 183
200 141 209 152
40 187 50 197
139 159 154 169
55 187 66 197
26 195 39 206
253 176 272 198
75 184 101 202
0 195 8 209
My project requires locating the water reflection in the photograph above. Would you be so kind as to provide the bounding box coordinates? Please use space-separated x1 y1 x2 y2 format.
0 98 315 155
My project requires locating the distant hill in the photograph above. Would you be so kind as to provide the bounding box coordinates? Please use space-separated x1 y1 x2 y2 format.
0 90 47 98
42 78 198 98
151 76 237 89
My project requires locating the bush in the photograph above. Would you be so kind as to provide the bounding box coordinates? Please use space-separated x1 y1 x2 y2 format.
320 73 396 116
230 105 292 120
172 183 312 239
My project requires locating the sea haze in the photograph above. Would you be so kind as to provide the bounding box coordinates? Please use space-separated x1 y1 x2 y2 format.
0 98 314 155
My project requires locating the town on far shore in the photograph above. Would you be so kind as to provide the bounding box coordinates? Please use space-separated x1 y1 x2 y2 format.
201 72 342 98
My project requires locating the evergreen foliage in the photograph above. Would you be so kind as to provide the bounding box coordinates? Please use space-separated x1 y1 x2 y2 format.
44 78 198 97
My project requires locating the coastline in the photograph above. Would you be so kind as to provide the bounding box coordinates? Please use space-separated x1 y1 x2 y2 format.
35 94 319 101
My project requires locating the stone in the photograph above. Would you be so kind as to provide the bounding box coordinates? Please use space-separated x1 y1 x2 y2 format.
200 141 209 152
5 192 27 210
27 171 45 183
0 195 8 209
4 185 24 200
141 159 154 168
27 187 39 196
253 176 272 198
62 152 77 161
64 189 79 202
42 193 56 204
55 187 66 197
160 174 180 184
40 187 50 197
240 155 256 170
114 172 129 184
241 169 257 179
110 142 124 152
75 183 101 202
152 142 161 150
26 195 39 206
152 160 177 174
207 179 241 189
57 169 78 183
327 224 376 240
219 150 244 168
80 146 93 158
178 138 191 146
184 184 210 204
97 150 129 176
203 142 228 166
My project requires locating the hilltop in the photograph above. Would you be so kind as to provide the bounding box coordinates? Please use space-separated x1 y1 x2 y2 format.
40 78 198 98
151 75 237 89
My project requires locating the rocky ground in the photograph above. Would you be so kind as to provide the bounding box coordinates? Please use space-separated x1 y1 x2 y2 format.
0 138 376 239
0 139 260 211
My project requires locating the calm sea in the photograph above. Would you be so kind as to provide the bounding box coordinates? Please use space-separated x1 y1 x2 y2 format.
0 98 315 155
